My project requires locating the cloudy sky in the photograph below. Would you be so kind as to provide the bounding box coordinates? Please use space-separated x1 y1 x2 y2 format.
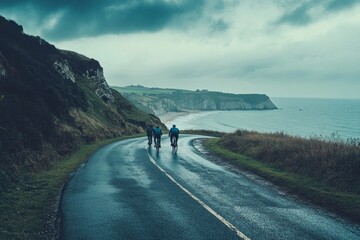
1 0 359 98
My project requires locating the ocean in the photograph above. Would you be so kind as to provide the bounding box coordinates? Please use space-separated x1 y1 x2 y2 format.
164 98 360 141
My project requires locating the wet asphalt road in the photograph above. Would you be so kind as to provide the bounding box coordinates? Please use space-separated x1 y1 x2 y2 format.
60 135 360 240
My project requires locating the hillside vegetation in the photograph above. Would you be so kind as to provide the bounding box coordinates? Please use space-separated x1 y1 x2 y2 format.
206 130 360 222
113 85 277 115
0 15 167 239
0 16 165 192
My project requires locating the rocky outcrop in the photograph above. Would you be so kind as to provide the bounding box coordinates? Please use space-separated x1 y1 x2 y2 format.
54 60 76 83
83 68 114 102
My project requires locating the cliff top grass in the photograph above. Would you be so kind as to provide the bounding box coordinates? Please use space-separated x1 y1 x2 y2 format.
204 130 360 224
112 85 178 95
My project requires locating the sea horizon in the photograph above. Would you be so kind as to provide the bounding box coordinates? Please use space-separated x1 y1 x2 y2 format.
162 97 360 142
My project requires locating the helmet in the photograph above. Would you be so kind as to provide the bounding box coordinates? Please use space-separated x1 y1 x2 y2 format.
173 124 176 127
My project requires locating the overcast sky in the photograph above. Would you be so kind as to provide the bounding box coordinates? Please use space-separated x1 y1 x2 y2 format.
1 0 359 98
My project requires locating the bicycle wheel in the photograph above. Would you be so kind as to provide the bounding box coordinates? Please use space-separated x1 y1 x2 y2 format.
171 137 178 154
155 138 160 152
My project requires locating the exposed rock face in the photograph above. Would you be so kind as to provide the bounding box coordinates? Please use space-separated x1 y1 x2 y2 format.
83 68 114 102
254 99 277 110
54 60 76 83
217 98 276 110
0 63 5 78
116 86 278 115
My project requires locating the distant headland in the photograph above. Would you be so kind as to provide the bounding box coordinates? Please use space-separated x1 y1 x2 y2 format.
112 85 278 115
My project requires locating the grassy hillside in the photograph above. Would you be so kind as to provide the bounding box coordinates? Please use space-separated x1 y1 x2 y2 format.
0 15 166 239
205 130 360 223
0 16 165 192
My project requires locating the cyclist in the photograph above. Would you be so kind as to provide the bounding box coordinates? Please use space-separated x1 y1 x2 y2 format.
146 125 154 145
153 126 162 148
169 124 180 147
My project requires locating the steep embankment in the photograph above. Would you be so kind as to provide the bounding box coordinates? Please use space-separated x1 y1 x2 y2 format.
0 16 165 192
113 85 277 115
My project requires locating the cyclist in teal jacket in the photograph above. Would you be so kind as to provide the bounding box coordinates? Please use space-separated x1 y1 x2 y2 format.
153 126 162 148
169 124 180 147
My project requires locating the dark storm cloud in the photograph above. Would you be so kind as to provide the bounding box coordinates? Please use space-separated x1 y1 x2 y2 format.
0 0 205 40
327 0 360 11
276 0 360 26
276 2 315 26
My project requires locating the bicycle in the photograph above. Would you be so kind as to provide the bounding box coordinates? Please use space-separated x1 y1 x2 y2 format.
147 134 153 146
171 136 178 154
154 137 160 152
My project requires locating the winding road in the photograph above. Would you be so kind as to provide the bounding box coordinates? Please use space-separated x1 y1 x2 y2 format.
60 135 360 240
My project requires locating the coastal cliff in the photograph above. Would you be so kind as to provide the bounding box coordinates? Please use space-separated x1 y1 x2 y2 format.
113 85 277 115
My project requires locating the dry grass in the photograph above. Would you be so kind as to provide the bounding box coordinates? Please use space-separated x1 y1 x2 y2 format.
219 130 360 194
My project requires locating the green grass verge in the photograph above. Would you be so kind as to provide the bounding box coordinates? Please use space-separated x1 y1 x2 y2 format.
182 129 226 137
0 135 143 240
204 138 360 224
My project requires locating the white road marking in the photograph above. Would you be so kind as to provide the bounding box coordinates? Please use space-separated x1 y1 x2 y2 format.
146 149 251 240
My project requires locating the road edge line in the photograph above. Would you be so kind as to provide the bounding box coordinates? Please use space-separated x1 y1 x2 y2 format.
146 149 251 240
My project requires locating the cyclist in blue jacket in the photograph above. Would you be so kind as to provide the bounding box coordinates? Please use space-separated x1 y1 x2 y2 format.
169 124 180 147
153 126 162 148
146 125 154 145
